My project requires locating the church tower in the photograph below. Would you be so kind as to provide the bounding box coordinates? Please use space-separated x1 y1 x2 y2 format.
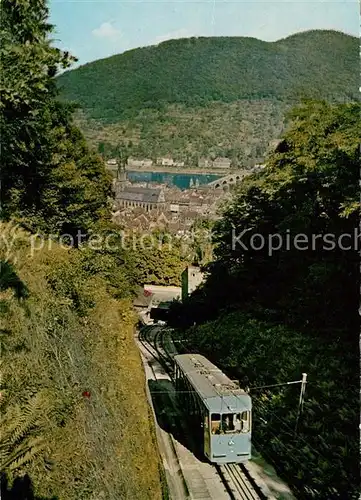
117 161 127 192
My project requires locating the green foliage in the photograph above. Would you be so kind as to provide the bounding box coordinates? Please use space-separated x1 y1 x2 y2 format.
0 391 54 473
194 100 359 338
0 2 163 496
1 472 58 500
75 101 287 167
0 0 73 108
125 231 187 286
176 312 358 499
57 30 357 165
0 261 29 299
0 0 111 235
58 31 357 121
0 225 163 499
188 219 214 266
169 100 359 498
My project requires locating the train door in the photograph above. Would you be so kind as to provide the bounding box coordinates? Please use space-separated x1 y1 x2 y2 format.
203 412 210 458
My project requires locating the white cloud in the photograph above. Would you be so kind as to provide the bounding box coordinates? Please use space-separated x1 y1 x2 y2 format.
92 22 121 39
154 28 194 45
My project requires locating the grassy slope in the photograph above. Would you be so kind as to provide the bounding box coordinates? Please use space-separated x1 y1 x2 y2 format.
1 223 163 500
57 30 358 163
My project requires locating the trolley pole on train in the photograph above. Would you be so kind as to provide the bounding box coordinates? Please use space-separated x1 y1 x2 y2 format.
294 372 307 435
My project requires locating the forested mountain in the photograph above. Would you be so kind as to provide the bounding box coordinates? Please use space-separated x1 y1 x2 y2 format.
57 30 358 164
58 30 357 118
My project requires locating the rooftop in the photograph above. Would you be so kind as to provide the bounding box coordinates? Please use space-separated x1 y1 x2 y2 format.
143 285 181 305
116 186 164 203
133 287 153 308
174 354 251 413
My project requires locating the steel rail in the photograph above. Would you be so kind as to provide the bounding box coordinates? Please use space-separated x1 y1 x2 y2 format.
139 325 265 500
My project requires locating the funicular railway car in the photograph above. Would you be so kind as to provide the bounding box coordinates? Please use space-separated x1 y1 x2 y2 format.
174 353 252 464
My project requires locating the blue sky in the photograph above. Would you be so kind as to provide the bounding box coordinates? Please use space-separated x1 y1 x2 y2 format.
49 0 359 66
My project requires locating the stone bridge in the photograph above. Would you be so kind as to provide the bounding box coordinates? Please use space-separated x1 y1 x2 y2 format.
207 168 262 189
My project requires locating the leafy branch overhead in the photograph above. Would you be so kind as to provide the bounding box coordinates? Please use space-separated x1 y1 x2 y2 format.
0 0 110 236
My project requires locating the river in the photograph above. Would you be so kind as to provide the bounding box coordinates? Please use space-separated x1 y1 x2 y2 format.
126 171 220 190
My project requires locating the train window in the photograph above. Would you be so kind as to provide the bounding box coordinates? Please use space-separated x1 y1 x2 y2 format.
234 414 242 432
204 415 209 429
211 414 235 433
211 414 221 434
240 411 250 433
211 413 250 434
221 414 236 433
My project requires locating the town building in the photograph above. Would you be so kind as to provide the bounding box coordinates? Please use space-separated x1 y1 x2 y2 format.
127 158 153 168
115 186 166 212
198 158 210 169
106 158 118 166
212 157 231 169
112 180 227 233
143 285 181 306
133 286 155 325
198 157 231 169
181 266 205 301
111 164 231 233
133 286 154 310
133 285 182 324
155 157 185 167
113 166 166 212
156 157 174 166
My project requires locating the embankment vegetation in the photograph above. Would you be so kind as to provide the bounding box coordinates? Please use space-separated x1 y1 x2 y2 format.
0 226 163 499
169 99 359 498
124 221 214 287
0 1 163 498
125 231 187 287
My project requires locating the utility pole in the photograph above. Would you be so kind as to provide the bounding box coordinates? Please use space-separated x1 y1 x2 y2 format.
294 372 307 435
249 373 308 435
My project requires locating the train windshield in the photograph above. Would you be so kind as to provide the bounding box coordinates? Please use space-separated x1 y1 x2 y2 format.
211 412 250 434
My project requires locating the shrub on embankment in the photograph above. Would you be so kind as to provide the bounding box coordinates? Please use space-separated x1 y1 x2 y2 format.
175 311 358 499
0 223 163 499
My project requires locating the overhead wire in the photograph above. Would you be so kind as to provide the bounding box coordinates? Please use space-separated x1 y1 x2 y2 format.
253 398 337 461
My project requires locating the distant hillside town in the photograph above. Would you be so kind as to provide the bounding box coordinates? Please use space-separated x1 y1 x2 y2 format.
124 156 232 170
106 155 265 172
111 163 264 234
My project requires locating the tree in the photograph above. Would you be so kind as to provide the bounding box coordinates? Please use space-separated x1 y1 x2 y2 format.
125 230 187 286
169 99 360 499
98 142 106 155
0 0 111 236
207 99 359 338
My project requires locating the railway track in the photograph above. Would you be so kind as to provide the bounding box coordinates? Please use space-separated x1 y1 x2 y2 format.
217 464 267 500
138 324 267 500
137 326 191 499
139 325 173 375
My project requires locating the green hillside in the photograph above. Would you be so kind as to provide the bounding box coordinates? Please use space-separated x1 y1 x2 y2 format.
58 30 358 165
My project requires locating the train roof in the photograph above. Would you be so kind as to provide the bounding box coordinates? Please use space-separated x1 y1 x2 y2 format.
174 353 251 413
